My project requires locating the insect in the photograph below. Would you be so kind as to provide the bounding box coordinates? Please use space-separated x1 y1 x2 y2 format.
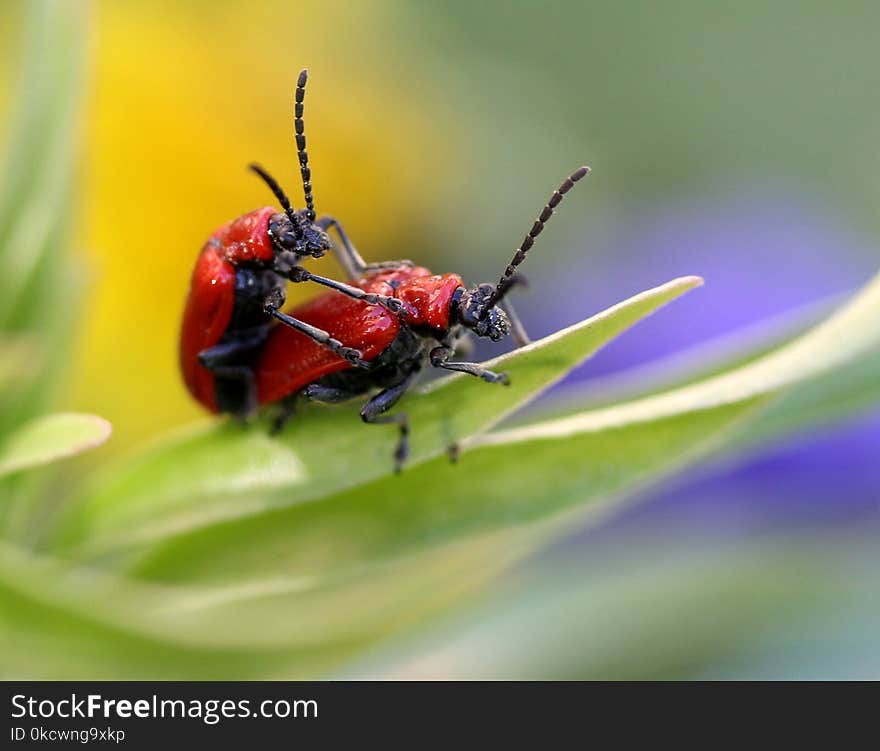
255 166 590 471
180 69 402 417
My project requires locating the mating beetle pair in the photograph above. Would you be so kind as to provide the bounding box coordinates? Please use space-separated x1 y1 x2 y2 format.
180 69 589 470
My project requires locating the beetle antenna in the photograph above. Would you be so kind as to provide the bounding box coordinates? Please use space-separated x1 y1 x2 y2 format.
483 165 590 315
249 163 300 229
294 68 316 221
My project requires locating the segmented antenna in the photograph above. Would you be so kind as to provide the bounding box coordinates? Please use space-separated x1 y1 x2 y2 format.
483 165 590 314
294 68 316 221
249 163 300 229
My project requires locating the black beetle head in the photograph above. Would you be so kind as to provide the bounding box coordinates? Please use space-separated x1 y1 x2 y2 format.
457 283 511 341
268 210 330 257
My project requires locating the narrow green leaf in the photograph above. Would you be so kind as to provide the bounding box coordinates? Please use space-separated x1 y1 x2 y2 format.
0 535 523 678
478 269 880 450
50 276 701 557
0 542 341 679
128 271 880 586
0 413 111 479
131 398 759 584
519 294 837 424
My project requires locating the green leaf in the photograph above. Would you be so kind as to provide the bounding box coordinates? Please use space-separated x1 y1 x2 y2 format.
0 413 111 479
480 268 880 450
0 534 526 678
125 270 880 587
0 541 335 679
49 275 702 558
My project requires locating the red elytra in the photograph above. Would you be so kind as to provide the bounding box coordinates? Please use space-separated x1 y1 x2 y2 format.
179 207 278 412
256 267 464 404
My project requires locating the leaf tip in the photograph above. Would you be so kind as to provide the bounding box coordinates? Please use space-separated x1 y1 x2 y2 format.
677 275 704 290
0 412 113 479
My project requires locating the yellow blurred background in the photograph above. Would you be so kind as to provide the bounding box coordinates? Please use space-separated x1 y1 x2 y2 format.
66 1 459 449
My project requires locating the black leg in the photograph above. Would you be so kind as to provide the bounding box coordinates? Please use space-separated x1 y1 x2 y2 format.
289 267 403 314
199 334 268 418
263 290 372 369
268 308 372 368
360 370 419 473
494 272 530 347
315 214 364 279
270 394 298 434
361 259 415 273
498 298 531 347
198 332 266 369
429 346 510 384
209 365 257 419
317 214 413 279
271 383 356 434
446 442 461 464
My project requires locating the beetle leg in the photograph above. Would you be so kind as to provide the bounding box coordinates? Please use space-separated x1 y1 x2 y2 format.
498 297 531 347
302 384 358 403
197 330 266 370
316 214 413 279
205 365 256 419
269 394 298 434
361 259 415 273
429 345 510 385
360 370 419 473
198 334 268 418
271 384 359 434
288 267 404 315
264 301 373 370
492 273 530 347
315 215 367 279
446 442 461 464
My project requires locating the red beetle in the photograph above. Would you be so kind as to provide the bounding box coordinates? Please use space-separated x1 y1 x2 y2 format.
255 166 590 470
180 69 402 417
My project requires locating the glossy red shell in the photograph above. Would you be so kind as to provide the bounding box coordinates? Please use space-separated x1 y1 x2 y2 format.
256 266 465 404
179 242 237 412
179 207 278 412
396 272 463 331
210 206 277 266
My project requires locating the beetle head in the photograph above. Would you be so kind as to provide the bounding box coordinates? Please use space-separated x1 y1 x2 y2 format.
267 210 331 270
456 283 511 341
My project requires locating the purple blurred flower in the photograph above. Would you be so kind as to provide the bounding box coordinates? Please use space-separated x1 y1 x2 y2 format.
532 187 876 378
530 186 880 533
